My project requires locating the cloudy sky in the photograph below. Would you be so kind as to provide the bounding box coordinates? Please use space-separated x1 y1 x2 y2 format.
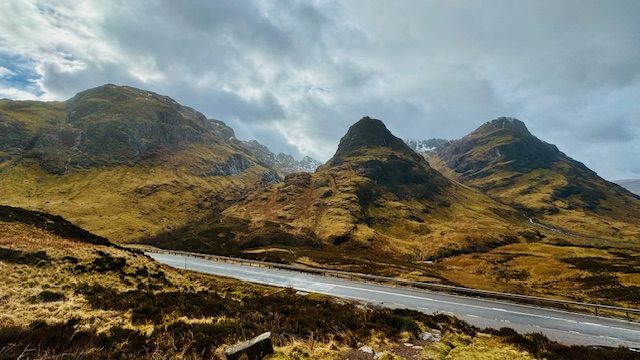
1 0 639 180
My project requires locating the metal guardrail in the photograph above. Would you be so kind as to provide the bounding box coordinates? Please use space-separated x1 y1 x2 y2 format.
144 248 640 319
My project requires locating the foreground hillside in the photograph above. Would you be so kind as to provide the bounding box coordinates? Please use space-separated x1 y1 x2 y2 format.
2 206 637 359
432 117 640 242
0 84 278 241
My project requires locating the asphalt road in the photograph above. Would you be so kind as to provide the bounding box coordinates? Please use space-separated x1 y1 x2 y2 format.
148 252 640 349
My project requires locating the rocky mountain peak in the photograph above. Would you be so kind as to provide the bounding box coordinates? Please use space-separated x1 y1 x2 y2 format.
331 117 413 161
478 117 532 137
1 84 248 174
67 84 180 109
437 117 565 178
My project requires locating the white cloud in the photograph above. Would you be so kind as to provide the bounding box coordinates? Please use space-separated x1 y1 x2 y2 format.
0 66 14 76
0 86 41 100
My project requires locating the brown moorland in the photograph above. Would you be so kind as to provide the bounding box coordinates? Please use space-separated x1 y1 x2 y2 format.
5 205 634 359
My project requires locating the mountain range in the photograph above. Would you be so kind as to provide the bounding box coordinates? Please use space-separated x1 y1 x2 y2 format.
2 84 639 308
151 117 522 263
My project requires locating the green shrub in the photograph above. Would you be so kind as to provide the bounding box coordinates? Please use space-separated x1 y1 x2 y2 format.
0 247 50 266
29 290 66 303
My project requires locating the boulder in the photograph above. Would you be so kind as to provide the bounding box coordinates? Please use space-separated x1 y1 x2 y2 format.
225 332 273 360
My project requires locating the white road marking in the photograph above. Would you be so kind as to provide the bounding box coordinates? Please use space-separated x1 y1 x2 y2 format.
328 283 639 333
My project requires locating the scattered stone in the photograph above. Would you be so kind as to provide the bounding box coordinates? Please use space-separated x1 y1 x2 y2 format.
419 329 442 342
343 348 374 360
358 345 374 354
225 332 273 360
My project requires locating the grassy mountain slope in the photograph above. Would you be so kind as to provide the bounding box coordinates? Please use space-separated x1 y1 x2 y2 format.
433 117 640 242
0 84 278 242
149 118 527 266
220 117 524 259
2 206 609 360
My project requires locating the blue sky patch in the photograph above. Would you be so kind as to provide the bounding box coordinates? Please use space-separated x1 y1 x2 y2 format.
0 53 43 97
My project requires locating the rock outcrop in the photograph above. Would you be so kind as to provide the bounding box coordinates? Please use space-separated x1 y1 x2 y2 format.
242 139 321 175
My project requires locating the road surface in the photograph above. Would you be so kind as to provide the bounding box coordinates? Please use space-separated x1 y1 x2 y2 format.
148 252 640 349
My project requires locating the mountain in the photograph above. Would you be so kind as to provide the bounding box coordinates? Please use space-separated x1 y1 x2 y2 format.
0 84 278 241
242 139 322 175
615 179 640 195
432 117 640 241
149 117 524 265
405 138 450 155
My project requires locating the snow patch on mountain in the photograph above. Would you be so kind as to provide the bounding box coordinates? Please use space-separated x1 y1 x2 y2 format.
404 138 450 155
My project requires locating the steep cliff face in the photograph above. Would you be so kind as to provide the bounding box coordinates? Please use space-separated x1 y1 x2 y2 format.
0 84 278 241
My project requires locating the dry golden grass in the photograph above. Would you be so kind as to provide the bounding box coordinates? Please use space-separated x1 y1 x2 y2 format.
421 332 534 360
265 340 349 360
431 154 640 243
2 218 636 359
439 240 640 310
0 222 181 329
0 143 271 242
0 99 66 132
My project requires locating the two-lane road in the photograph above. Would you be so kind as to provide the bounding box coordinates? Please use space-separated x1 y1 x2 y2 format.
148 252 640 349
